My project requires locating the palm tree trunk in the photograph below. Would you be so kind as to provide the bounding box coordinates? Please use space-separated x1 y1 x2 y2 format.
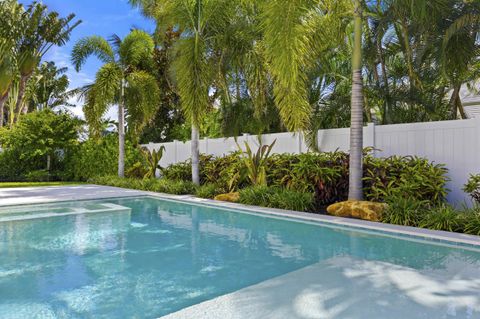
348 0 364 201
191 122 200 185
14 74 30 119
118 79 126 178
0 93 7 127
449 85 461 120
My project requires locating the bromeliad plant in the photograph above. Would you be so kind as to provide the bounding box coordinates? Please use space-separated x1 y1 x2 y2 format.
239 140 276 187
141 146 165 179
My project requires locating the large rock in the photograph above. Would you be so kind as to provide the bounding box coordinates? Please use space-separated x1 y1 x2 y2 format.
214 192 240 203
326 200 387 222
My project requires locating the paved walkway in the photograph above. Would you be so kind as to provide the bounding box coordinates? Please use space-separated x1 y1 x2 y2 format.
0 184 147 207
161 256 480 319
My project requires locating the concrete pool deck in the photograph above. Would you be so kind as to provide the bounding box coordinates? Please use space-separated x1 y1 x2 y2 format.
0 184 146 207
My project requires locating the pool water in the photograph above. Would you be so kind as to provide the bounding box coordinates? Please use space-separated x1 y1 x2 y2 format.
0 197 479 318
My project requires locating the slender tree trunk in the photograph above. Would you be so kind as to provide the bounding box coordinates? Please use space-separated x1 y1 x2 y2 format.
0 93 7 128
349 0 364 201
118 79 126 178
449 85 461 120
191 122 200 185
14 74 30 119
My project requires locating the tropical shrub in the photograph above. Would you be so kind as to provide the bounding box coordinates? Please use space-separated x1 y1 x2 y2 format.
463 207 480 236
0 110 81 181
382 195 429 226
419 204 463 232
195 183 225 199
90 175 197 195
68 135 142 181
364 155 448 203
125 162 148 179
239 186 314 212
141 146 165 179
463 174 480 204
240 140 276 186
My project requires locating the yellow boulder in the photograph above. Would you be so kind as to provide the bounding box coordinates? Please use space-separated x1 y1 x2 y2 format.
214 192 240 203
327 200 387 222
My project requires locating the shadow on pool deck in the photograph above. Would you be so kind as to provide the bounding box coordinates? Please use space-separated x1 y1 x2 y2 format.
161 256 480 319
0 185 146 206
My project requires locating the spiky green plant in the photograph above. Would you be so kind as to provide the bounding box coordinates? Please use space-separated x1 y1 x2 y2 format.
239 139 276 187
141 146 165 179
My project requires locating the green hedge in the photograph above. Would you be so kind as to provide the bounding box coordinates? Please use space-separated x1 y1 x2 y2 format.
90 175 197 195
161 150 449 206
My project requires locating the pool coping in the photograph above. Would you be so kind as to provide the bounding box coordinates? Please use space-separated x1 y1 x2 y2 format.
0 184 479 247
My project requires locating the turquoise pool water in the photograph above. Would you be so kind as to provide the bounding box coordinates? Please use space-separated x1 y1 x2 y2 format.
1 196 480 318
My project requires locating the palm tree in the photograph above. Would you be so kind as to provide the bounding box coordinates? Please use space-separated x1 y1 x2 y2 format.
72 30 160 177
130 0 235 185
0 0 23 127
348 0 364 200
14 2 80 119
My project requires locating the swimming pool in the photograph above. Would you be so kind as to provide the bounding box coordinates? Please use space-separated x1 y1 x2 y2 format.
0 196 479 318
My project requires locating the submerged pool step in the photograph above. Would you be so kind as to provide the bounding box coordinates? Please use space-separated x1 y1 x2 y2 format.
0 202 131 222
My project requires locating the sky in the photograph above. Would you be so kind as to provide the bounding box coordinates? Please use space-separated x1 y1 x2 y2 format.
20 0 155 119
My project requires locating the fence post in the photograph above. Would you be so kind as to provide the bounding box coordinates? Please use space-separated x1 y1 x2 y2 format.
476 117 480 169
173 140 178 164
204 136 209 155
366 122 376 157
297 131 303 154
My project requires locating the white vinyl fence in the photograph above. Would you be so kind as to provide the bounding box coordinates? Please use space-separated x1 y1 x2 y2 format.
144 118 480 205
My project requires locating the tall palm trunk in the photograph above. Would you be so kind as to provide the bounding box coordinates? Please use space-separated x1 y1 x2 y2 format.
449 84 461 120
191 122 200 185
14 74 30 118
118 78 126 177
0 93 7 127
348 0 364 201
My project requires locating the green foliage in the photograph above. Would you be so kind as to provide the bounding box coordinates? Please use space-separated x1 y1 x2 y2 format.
24 169 50 182
463 207 480 236
0 109 80 162
419 204 463 232
239 186 314 212
0 109 80 181
382 195 429 226
364 155 449 204
68 135 141 181
125 162 148 179
161 160 192 182
141 146 165 179
240 140 276 187
463 174 480 204
195 183 225 199
91 175 196 195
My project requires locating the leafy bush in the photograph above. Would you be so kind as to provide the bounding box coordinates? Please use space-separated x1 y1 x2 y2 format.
160 150 448 207
25 170 51 182
125 162 148 179
0 110 81 181
463 174 480 204
419 204 463 232
364 155 448 203
68 135 142 181
195 183 225 199
90 176 196 195
460 206 480 235
239 186 314 212
382 195 429 226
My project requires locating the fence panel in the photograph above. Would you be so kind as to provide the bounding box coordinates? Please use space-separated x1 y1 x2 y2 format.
143 118 480 204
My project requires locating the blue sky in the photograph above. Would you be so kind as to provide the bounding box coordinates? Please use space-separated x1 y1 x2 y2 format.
20 0 155 118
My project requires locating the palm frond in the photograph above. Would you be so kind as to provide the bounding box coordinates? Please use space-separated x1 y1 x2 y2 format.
71 36 115 71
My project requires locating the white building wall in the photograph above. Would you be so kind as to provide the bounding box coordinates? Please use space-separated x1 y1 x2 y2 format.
144 118 480 205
